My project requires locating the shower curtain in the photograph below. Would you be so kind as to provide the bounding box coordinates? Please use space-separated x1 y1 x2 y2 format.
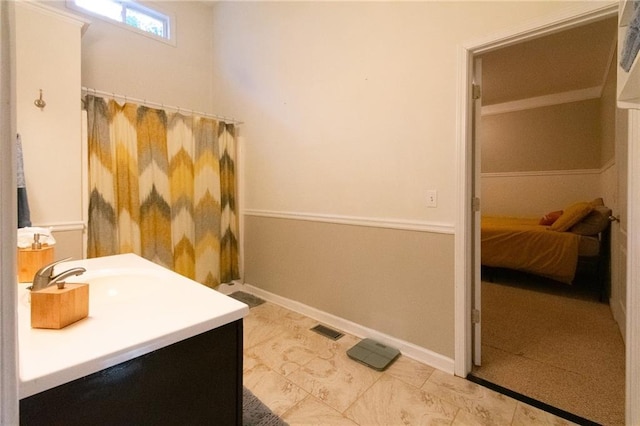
85 95 239 288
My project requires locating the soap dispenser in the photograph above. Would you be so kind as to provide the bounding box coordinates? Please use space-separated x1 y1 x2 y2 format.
18 233 55 283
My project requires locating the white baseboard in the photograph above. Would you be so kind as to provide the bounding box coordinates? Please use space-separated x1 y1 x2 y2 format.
612 297 627 344
227 282 455 375
217 281 242 295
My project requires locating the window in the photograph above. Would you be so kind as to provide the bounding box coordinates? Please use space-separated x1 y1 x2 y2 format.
68 0 172 43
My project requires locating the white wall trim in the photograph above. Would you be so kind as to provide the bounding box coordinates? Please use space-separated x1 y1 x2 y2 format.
455 0 619 381
601 156 616 173
454 42 474 377
18 0 90 30
81 109 89 259
223 282 455 374
1 1 18 421
243 209 454 235
481 86 602 116
604 32 618 89
463 2 618 55
482 167 604 179
32 221 85 233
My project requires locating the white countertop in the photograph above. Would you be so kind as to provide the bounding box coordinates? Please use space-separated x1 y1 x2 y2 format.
18 253 249 399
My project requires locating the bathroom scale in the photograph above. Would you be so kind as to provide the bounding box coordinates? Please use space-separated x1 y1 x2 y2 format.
347 338 400 371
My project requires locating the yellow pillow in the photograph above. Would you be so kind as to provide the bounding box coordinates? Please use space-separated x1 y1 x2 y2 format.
550 202 594 232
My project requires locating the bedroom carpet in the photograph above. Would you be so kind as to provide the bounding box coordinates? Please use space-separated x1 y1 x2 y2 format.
472 272 625 425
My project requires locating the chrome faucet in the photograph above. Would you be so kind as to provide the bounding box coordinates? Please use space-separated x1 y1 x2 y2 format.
29 258 86 291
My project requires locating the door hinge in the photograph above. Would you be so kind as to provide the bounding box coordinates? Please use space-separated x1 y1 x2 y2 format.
472 309 481 324
472 197 480 212
472 84 482 100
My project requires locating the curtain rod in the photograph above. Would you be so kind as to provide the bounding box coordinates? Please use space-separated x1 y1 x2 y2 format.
81 86 244 125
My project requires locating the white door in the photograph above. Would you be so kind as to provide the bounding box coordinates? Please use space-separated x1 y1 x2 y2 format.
472 57 482 366
626 108 640 426
610 109 628 337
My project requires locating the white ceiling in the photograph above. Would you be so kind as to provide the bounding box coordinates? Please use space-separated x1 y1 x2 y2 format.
478 17 618 106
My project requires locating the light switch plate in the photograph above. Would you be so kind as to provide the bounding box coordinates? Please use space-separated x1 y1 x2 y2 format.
426 190 437 207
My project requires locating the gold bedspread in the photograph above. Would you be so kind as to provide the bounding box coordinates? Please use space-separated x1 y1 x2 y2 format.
481 216 580 284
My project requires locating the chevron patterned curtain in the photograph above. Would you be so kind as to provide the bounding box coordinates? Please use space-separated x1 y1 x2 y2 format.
86 95 239 288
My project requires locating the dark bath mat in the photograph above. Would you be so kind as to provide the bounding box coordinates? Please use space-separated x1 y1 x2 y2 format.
228 291 266 308
243 386 288 426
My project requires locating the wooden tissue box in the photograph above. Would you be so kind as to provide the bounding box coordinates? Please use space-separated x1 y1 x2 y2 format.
31 283 89 329
18 246 54 283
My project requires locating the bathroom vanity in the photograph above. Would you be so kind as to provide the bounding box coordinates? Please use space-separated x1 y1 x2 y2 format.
17 254 249 425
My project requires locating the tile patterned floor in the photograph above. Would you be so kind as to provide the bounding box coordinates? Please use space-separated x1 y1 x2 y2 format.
243 301 577 425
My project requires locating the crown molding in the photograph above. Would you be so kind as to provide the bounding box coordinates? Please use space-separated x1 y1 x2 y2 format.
482 86 602 116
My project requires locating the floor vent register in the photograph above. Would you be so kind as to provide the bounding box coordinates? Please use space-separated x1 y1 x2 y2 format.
310 324 344 340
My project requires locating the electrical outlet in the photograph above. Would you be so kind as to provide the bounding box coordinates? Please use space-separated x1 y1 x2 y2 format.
426 190 437 208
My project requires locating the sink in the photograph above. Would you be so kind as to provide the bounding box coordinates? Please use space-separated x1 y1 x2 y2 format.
19 268 167 309
18 253 249 399
67 268 175 309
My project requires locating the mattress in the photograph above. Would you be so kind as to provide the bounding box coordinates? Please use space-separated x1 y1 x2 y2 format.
481 216 580 284
578 235 601 257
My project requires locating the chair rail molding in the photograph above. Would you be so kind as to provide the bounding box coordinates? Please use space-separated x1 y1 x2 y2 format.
243 209 454 235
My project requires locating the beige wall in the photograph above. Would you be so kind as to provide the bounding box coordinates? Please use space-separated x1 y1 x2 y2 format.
40 0 216 259
38 0 613 360
210 1 587 224
209 1 607 358
481 99 602 173
480 53 618 217
51 229 84 261
15 3 87 267
49 0 215 112
481 172 605 217
16 3 84 226
599 53 619 215
245 216 455 357
601 54 617 165
479 96 615 217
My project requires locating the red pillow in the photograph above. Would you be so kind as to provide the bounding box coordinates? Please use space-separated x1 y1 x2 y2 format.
539 210 563 226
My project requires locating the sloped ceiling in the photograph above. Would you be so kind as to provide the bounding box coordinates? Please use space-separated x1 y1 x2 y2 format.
479 17 618 106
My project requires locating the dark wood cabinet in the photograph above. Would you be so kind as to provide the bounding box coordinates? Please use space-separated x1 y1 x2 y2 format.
20 320 243 425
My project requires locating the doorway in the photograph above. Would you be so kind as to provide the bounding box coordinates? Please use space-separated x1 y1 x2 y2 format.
453 2 637 424
473 15 624 426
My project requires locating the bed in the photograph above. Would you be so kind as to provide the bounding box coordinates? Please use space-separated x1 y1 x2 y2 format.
481 199 612 290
